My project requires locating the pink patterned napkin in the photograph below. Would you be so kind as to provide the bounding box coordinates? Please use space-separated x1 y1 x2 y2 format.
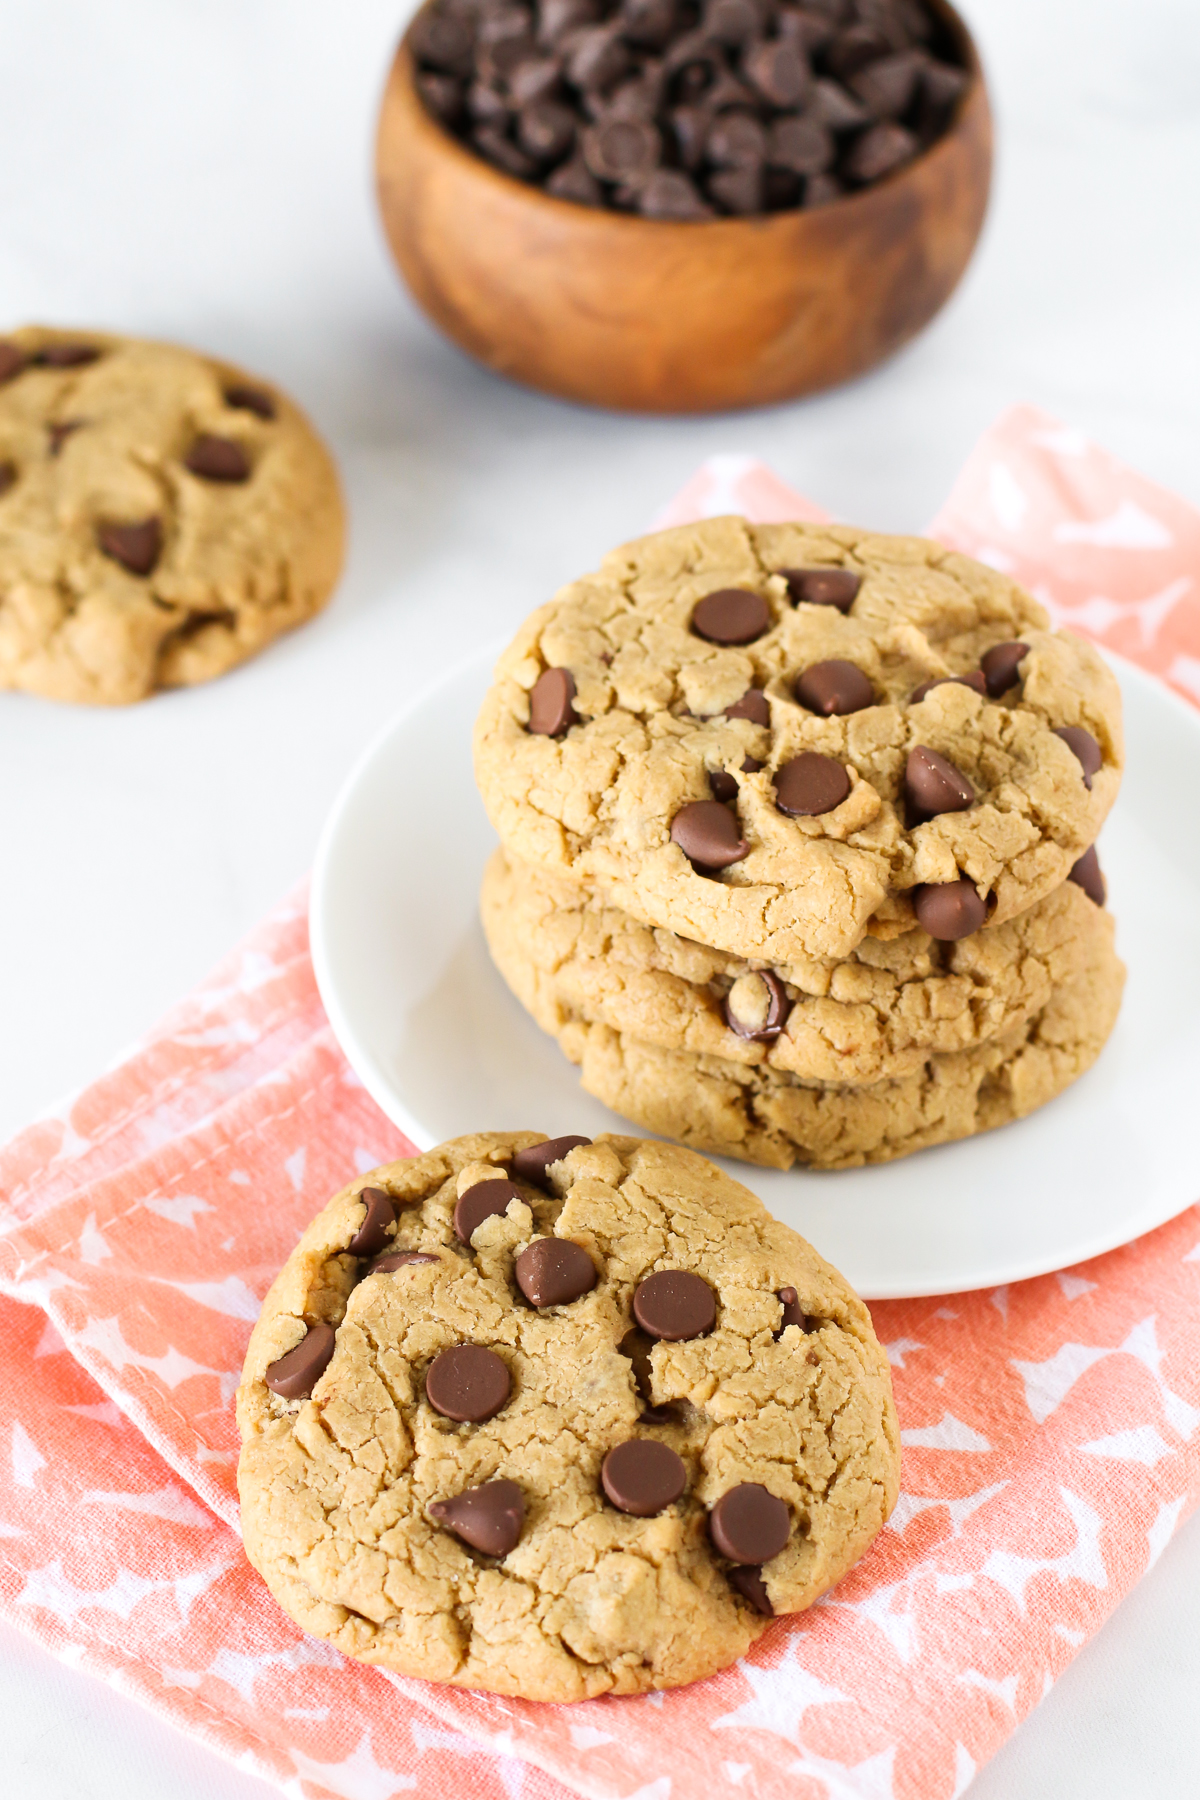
2 407 1200 1800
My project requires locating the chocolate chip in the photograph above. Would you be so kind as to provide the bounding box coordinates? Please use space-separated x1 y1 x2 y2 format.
421 71 467 123
918 58 969 132
509 53 564 105
774 752 851 817
783 566 861 611
692 588 771 645
546 153 604 202
826 24 892 79
709 1483 791 1563
528 666 578 736
809 76 871 130
478 33 539 89
511 1134 592 1186
805 171 844 205
97 518 162 577
539 0 599 46
519 98 576 158
372 1250 440 1272
910 671 987 702
776 1285 808 1334
454 1179 522 1244
744 38 811 108
768 115 835 174
622 0 677 46
637 168 714 217
633 1269 716 1340
515 1237 598 1306
724 970 790 1041
708 165 763 215
710 754 763 801
48 420 83 455
264 1322 336 1399
0 342 25 383
670 800 749 871
980 641 1029 698
224 383 276 419
707 111 767 170
848 48 922 117
0 461 15 498
347 1187 395 1257
905 745 974 818
469 80 511 123
566 24 631 90
35 343 101 368
474 124 539 176
185 434 251 483
1068 844 1106 907
794 659 873 715
425 1344 511 1422
619 1325 656 1408
725 687 771 726
582 115 661 181
729 1565 774 1613
412 7 476 74
429 1478 524 1554
844 121 917 183
601 1439 687 1515
912 879 987 941
1054 725 1102 790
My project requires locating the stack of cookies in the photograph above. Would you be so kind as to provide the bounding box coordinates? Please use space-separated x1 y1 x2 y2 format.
475 516 1126 1169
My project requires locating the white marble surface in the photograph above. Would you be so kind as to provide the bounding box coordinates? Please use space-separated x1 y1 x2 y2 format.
1 0 1198 1794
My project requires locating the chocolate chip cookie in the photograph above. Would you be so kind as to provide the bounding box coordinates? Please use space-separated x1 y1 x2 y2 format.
237 1131 899 1698
481 841 1117 1087
0 327 344 704
473 517 1123 961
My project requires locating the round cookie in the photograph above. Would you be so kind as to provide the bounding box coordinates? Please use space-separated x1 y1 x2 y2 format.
482 845 1116 1087
473 517 1123 961
562 936 1125 1170
0 326 344 704
237 1132 899 1699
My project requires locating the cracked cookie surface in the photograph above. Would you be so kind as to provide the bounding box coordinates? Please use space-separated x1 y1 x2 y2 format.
482 847 1116 1086
473 517 1123 960
237 1132 899 1699
0 326 344 703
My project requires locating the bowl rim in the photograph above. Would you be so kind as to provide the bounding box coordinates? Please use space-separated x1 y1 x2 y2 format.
387 0 988 235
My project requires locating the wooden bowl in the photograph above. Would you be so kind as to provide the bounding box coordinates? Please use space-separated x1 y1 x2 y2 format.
375 2 992 414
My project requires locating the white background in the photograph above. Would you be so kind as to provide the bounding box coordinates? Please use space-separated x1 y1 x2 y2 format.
1 0 1198 1794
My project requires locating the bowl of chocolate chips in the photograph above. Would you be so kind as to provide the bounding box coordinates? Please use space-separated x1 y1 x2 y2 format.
376 0 990 412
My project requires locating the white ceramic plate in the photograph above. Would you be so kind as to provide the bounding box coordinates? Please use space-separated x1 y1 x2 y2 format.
311 648 1200 1299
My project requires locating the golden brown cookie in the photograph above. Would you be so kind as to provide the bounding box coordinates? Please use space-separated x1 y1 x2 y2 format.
482 845 1116 1086
0 326 344 704
473 517 1123 960
237 1132 899 1699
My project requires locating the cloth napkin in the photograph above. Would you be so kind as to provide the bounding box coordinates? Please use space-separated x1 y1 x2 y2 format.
3 404 1200 1800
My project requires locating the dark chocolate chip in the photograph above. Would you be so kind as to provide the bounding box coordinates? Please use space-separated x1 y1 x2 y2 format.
347 1187 396 1258
420 70 467 123
809 76 871 130
918 58 969 131
185 434 251 483
848 48 922 117
478 33 539 89
454 1179 522 1244
264 1322 336 1399
511 1134 592 1186
372 1250 440 1273
468 80 511 124
474 124 539 177
707 111 767 170
224 383 276 419
518 98 576 159
980 641 1029 698
708 164 764 215
774 752 851 817
637 168 714 218
601 1439 687 1515
767 115 835 174
412 7 476 74
1053 725 1102 790
509 54 564 106
1068 844 1106 907
622 0 677 47
582 116 661 181
0 342 25 383
744 38 811 109
425 1344 511 1422
692 588 771 645
0 460 15 498
910 671 987 703
783 567 861 611
35 343 101 368
619 1325 656 1409
776 1284 808 1334
633 1270 716 1340
429 1478 524 1554
729 1565 774 1614
546 153 604 202
826 24 892 79
709 769 738 802
905 745 974 818
725 688 771 726
566 24 631 90
794 658 873 715
528 666 578 736
843 121 917 183
805 171 844 205
515 1237 598 1306
704 0 762 43
724 970 791 1041
48 420 83 455
709 1483 791 1564
778 7 835 54
912 879 987 941
96 517 162 577
670 799 749 871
